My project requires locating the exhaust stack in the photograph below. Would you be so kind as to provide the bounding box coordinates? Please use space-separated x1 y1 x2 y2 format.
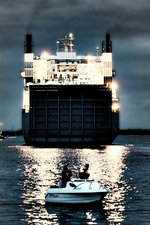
24 34 34 53
102 33 112 53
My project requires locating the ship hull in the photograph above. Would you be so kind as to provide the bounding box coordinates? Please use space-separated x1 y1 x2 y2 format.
22 85 119 146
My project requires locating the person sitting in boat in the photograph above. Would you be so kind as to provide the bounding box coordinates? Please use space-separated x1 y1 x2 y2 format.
84 163 89 171
79 164 90 179
62 165 72 187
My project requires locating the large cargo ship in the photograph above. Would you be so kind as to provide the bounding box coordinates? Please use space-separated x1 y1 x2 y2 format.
21 33 119 146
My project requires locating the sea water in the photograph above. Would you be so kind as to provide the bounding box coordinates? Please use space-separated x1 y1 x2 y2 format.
0 135 150 225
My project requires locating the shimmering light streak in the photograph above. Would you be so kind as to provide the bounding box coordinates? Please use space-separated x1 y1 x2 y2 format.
16 144 131 224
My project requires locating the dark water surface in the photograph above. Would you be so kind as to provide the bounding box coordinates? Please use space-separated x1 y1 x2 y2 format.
0 135 150 225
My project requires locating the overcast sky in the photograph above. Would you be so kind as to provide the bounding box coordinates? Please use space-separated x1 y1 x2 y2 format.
0 0 150 130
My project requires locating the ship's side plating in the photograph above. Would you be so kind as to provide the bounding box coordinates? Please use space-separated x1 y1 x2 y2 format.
21 33 119 146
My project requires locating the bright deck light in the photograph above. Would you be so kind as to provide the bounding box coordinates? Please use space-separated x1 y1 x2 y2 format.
112 81 118 90
41 51 50 60
69 33 73 38
112 102 119 112
87 55 94 61
20 70 25 78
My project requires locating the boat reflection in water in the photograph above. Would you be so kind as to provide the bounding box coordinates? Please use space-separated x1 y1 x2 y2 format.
17 144 130 224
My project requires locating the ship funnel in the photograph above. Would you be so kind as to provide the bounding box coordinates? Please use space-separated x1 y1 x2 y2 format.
106 33 112 52
102 33 112 53
24 34 34 53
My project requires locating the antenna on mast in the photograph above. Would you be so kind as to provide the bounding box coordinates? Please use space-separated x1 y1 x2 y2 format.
56 33 75 52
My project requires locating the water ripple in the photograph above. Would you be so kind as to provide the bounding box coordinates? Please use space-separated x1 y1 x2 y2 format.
0 136 150 224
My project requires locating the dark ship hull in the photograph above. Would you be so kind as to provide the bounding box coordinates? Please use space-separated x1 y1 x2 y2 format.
22 84 119 146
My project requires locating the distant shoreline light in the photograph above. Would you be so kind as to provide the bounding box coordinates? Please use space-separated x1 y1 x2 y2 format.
0 122 4 127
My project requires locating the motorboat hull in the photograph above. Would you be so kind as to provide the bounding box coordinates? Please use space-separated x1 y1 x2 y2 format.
45 179 108 204
45 192 107 204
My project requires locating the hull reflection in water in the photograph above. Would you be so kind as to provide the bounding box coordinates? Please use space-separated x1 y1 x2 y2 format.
101 145 129 223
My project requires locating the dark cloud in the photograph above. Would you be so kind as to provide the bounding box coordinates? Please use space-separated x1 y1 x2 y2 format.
0 0 150 130
26 0 52 32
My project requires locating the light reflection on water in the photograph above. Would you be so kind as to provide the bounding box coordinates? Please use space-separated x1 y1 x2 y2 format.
16 144 130 224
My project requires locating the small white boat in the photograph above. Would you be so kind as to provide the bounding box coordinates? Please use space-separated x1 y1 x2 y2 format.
45 178 108 204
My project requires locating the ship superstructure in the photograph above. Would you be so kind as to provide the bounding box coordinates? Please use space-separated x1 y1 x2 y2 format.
21 33 119 146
